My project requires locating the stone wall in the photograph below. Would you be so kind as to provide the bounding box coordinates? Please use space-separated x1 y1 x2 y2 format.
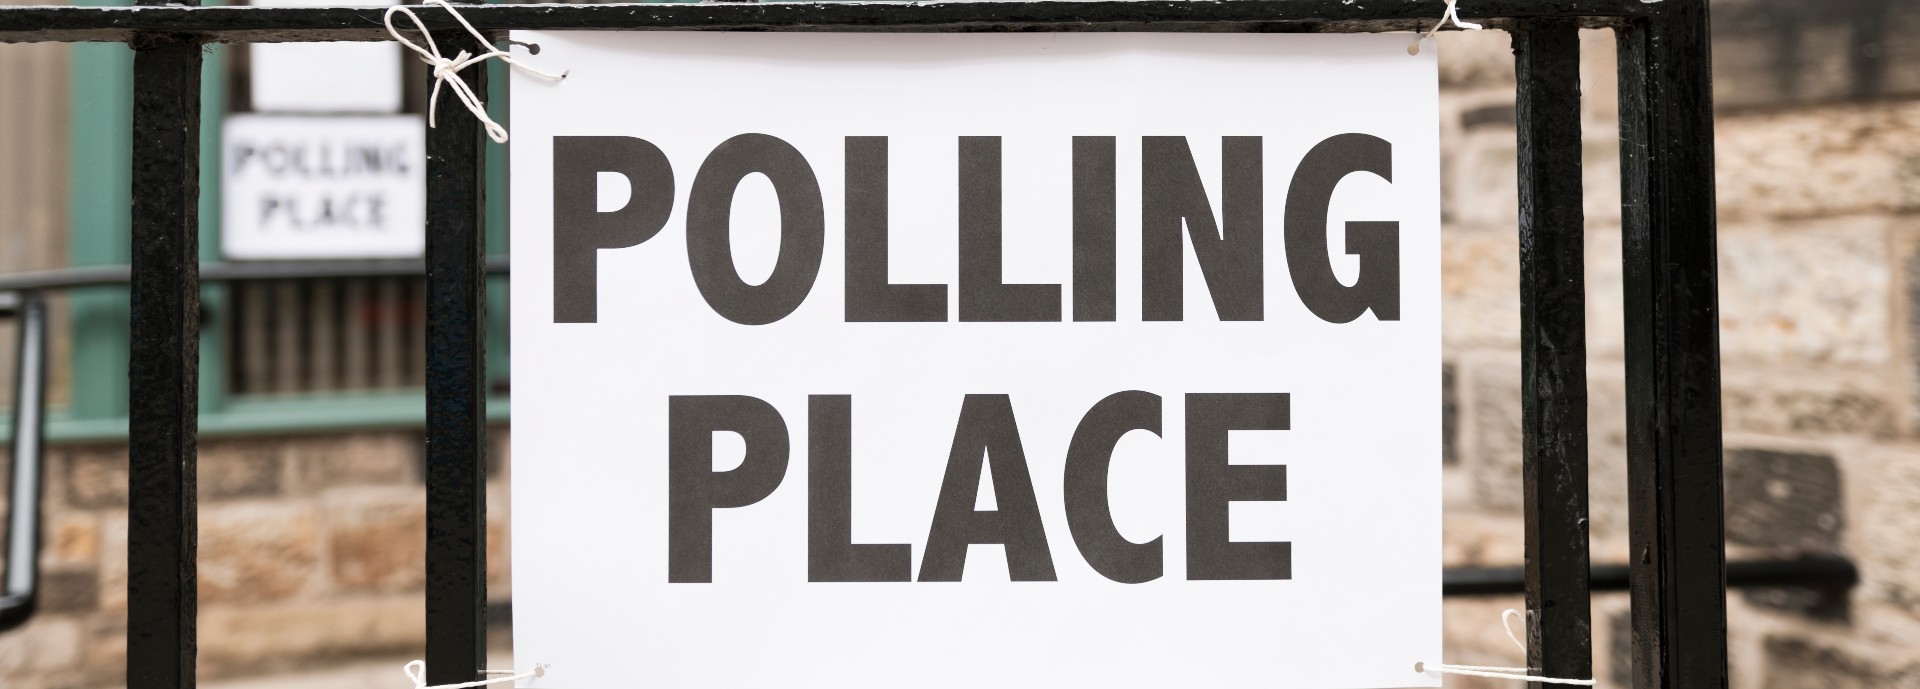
0 429 512 688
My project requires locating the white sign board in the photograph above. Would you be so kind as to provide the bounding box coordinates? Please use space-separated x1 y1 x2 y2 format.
511 32 1441 689
221 114 425 261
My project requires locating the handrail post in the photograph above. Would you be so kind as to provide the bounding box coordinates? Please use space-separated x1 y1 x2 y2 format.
0 292 49 632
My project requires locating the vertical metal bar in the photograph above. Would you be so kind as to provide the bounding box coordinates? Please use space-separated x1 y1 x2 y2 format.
1616 1 1728 687
1513 19 1593 689
345 278 371 390
69 15 134 423
313 280 339 391
195 35 230 417
378 277 405 388
422 12 491 687
410 279 430 387
127 25 203 689
274 279 301 393
483 59 512 398
242 282 270 394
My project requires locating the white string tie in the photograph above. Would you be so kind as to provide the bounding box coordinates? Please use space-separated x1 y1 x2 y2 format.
383 0 567 143
1407 0 1484 55
1414 609 1596 686
403 659 547 689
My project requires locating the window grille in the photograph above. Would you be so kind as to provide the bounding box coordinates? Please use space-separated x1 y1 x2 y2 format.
224 276 426 395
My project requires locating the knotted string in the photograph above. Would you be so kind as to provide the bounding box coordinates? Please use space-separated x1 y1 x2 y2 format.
1415 609 1596 685
403 659 546 689
383 0 567 143
1407 0 1484 55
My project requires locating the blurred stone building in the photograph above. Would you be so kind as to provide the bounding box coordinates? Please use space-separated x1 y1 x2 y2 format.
1439 1 1920 686
0 0 1917 687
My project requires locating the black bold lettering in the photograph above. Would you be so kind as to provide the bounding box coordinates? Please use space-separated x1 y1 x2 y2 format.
1185 393 1290 581
552 136 675 323
845 137 948 322
1064 391 1163 584
919 394 1057 581
1285 133 1400 323
1141 136 1263 321
1073 136 1117 322
807 395 912 582
687 133 826 325
668 395 790 583
958 137 1062 322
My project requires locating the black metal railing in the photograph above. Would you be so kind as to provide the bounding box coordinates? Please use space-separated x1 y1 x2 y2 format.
0 2 1735 688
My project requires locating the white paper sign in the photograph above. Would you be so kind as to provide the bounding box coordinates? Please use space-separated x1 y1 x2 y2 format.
221 114 425 260
511 32 1440 689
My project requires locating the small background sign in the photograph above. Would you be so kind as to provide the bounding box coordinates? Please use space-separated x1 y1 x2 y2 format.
220 114 425 260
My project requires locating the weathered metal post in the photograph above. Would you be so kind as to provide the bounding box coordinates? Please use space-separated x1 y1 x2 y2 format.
126 14 203 689
1513 17 1594 689
422 7 493 687
1618 0 1729 686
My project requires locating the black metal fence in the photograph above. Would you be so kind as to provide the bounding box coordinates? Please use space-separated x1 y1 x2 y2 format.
0 1 1740 688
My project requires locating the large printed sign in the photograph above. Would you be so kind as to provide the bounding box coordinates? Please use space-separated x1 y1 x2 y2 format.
511 32 1441 689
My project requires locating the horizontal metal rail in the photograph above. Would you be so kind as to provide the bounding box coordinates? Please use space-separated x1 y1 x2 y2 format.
0 257 509 292
1445 556 1859 597
0 0 1656 44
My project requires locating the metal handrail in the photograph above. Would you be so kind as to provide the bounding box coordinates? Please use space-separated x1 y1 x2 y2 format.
0 292 48 632
1445 555 1859 597
0 256 509 293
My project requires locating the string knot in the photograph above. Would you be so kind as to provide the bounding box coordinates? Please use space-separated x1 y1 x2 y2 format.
430 51 468 81
383 0 567 143
403 659 547 689
1407 0 1484 55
